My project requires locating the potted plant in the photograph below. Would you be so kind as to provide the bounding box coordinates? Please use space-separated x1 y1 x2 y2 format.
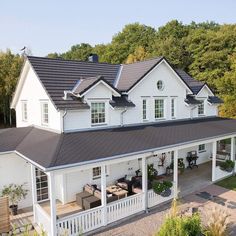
152 180 173 197
147 164 158 181
168 158 185 174
220 160 235 172
1 183 28 215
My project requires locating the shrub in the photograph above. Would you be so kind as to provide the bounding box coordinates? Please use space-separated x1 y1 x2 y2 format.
220 160 235 172
152 181 173 195
203 206 229 236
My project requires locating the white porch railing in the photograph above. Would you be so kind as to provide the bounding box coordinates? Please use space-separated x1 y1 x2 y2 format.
215 166 233 181
107 193 143 224
148 186 174 208
57 206 103 235
35 203 51 235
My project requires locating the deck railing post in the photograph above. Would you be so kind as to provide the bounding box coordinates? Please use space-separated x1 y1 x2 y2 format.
173 150 178 199
48 172 57 236
212 140 217 182
231 137 236 173
101 165 107 226
30 164 37 223
142 156 148 212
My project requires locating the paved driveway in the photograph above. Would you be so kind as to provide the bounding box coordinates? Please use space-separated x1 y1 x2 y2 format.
93 184 236 236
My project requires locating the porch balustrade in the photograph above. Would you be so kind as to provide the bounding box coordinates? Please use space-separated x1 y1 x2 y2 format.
35 203 51 234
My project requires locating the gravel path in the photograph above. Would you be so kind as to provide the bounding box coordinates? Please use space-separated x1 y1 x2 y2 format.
93 184 236 236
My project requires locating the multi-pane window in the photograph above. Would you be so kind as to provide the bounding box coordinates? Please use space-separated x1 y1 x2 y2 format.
22 101 28 121
92 166 108 179
155 99 164 119
198 101 204 115
41 102 49 125
198 144 206 152
171 98 175 118
91 102 106 124
142 99 147 120
35 168 48 202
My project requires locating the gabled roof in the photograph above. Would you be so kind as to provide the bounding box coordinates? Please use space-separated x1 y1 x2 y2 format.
23 56 215 111
1 117 236 170
116 57 163 91
27 56 120 110
175 69 204 95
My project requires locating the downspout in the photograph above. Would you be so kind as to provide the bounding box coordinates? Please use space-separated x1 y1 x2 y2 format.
121 107 127 127
62 109 67 133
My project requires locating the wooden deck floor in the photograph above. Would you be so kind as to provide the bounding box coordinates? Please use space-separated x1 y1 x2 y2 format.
40 200 83 219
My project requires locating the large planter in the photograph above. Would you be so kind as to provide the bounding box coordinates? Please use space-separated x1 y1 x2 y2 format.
10 204 18 215
220 166 233 173
160 188 172 197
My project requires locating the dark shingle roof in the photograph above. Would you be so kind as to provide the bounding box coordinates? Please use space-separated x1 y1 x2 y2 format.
109 95 135 108
185 95 202 105
116 57 163 91
208 96 223 104
1 117 236 170
27 56 120 110
27 56 214 111
176 69 204 94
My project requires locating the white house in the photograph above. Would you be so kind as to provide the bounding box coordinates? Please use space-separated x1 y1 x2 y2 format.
0 55 236 235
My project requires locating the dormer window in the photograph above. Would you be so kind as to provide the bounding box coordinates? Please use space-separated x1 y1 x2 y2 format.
198 100 205 116
91 102 106 125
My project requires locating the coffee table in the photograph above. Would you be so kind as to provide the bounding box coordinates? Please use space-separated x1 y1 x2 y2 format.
106 185 122 193
112 189 128 199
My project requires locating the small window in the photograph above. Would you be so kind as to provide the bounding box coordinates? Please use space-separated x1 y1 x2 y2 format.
41 102 49 125
22 101 28 121
91 102 106 125
35 168 48 202
198 144 206 152
142 99 147 120
198 101 204 116
157 80 164 91
92 166 108 179
171 98 175 118
155 99 164 119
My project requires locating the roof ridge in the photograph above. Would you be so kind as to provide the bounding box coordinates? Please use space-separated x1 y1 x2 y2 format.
27 55 120 66
15 126 34 150
122 56 164 66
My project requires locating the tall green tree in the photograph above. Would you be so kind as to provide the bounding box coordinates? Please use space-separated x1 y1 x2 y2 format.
0 50 23 125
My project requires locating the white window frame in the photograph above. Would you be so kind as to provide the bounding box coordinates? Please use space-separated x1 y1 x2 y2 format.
35 168 49 202
142 99 148 121
92 166 109 179
198 144 206 153
21 101 28 121
154 99 165 119
198 100 205 116
171 98 176 119
91 102 107 125
41 101 49 126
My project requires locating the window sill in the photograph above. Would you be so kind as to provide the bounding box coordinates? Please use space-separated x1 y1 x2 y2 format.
91 123 107 127
198 114 205 117
41 123 49 127
198 150 206 153
155 118 166 121
93 175 109 180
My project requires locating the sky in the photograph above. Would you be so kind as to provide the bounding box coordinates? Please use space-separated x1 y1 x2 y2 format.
1 0 236 56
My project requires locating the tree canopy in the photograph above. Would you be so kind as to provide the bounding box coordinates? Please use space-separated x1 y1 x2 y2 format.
1 20 236 126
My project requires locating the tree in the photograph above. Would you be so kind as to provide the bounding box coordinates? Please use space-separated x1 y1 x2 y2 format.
0 50 23 126
126 46 148 63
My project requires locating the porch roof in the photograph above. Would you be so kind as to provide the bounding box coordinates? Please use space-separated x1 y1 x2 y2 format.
1 117 236 170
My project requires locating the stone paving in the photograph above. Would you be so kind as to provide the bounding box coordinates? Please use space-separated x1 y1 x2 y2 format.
93 184 236 236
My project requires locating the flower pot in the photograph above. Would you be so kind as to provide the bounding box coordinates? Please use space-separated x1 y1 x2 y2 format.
10 205 18 215
160 188 171 197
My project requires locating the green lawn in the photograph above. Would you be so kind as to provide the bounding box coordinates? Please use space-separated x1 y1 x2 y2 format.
216 175 236 191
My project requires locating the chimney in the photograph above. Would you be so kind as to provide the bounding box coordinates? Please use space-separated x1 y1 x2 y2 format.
88 54 99 63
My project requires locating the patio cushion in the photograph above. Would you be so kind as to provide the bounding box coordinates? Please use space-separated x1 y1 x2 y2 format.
84 184 96 194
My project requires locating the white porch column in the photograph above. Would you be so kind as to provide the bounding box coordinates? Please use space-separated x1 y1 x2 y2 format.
141 156 148 212
173 150 178 199
231 137 235 161
48 172 57 236
101 165 107 226
30 164 37 223
212 141 217 182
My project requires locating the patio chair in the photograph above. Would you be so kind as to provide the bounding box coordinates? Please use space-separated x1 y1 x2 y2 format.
76 184 96 207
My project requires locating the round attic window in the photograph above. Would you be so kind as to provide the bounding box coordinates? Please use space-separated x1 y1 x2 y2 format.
157 80 164 91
